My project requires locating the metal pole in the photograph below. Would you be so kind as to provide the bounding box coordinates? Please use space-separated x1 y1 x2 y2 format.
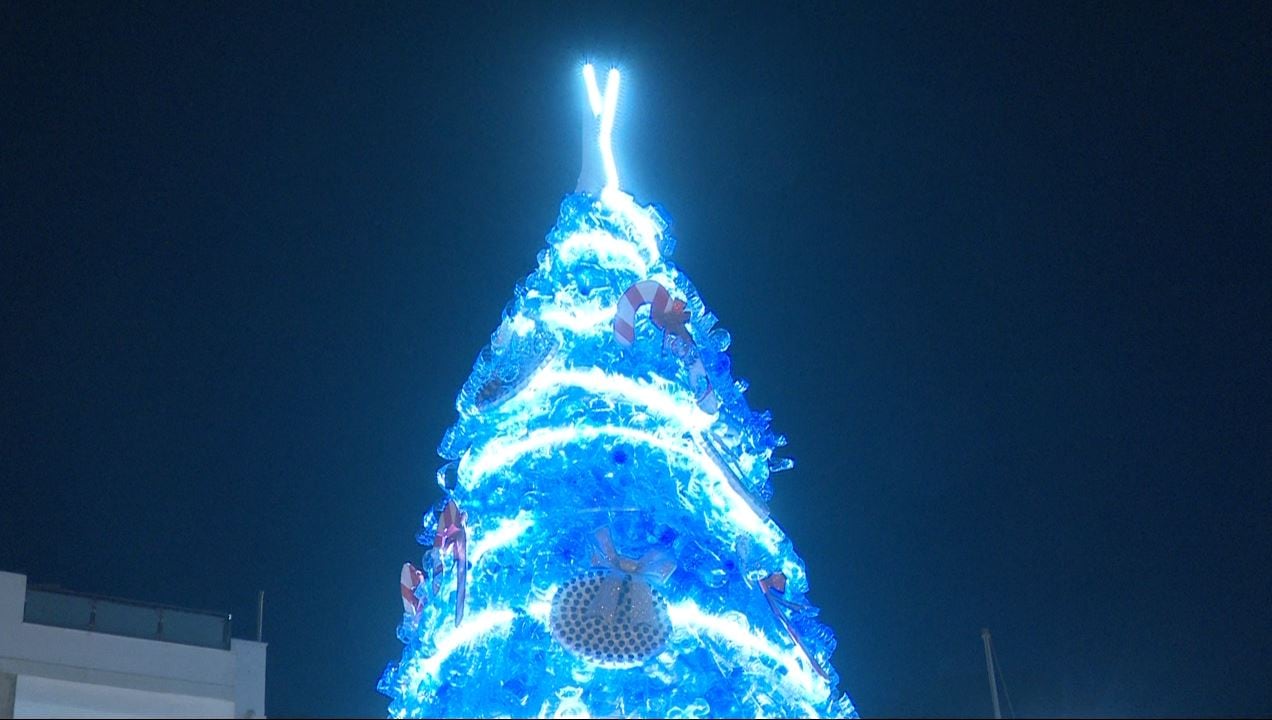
256 590 264 642
981 628 1002 719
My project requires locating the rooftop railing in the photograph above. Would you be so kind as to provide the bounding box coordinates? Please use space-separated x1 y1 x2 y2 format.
23 586 232 650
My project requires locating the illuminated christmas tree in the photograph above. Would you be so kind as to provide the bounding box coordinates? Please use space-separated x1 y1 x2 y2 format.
378 64 857 719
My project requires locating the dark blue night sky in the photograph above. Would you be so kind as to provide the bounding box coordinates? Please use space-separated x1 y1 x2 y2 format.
2 2 1269 717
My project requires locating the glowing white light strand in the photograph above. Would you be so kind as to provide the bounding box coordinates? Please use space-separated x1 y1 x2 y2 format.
532 266 679 337
515 592 832 714
582 64 604 117
457 360 785 554
402 599 829 716
537 303 619 335
578 65 665 267
512 365 714 431
599 191 664 267
553 228 649 276
411 607 517 678
525 593 555 625
666 599 832 704
458 423 783 554
467 511 534 566
581 64 620 195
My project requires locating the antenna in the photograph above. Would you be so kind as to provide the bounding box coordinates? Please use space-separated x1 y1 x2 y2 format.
981 628 1002 719
256 590 265 642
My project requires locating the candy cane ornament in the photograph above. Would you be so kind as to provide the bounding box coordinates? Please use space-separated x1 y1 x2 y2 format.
613 280 693 348
399 562 424 617
759 572 832 681
614 280 719 413
429 498 468 626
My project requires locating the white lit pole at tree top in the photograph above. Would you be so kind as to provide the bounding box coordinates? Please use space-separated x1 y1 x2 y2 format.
378 64 859 719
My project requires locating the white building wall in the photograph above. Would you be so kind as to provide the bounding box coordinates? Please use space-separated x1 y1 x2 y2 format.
13 675 234 718
231 639 267 718
0 571 265 719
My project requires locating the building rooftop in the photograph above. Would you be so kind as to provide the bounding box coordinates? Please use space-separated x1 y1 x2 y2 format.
23 583 233 651
0 571 266 718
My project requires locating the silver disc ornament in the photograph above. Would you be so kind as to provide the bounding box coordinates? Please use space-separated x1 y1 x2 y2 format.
549 569 672 666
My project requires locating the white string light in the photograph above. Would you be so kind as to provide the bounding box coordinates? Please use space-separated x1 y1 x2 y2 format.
582 63 621 194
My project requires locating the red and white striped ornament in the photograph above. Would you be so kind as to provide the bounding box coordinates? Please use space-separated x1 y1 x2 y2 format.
612 280 692 348
429 499 468 626
399 562 424 617
613 279 720 414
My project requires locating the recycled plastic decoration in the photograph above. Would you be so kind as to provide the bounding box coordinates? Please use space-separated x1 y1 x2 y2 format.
378 64 858 719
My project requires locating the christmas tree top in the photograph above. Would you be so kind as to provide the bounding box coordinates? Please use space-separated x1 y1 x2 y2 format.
380 64 857 719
